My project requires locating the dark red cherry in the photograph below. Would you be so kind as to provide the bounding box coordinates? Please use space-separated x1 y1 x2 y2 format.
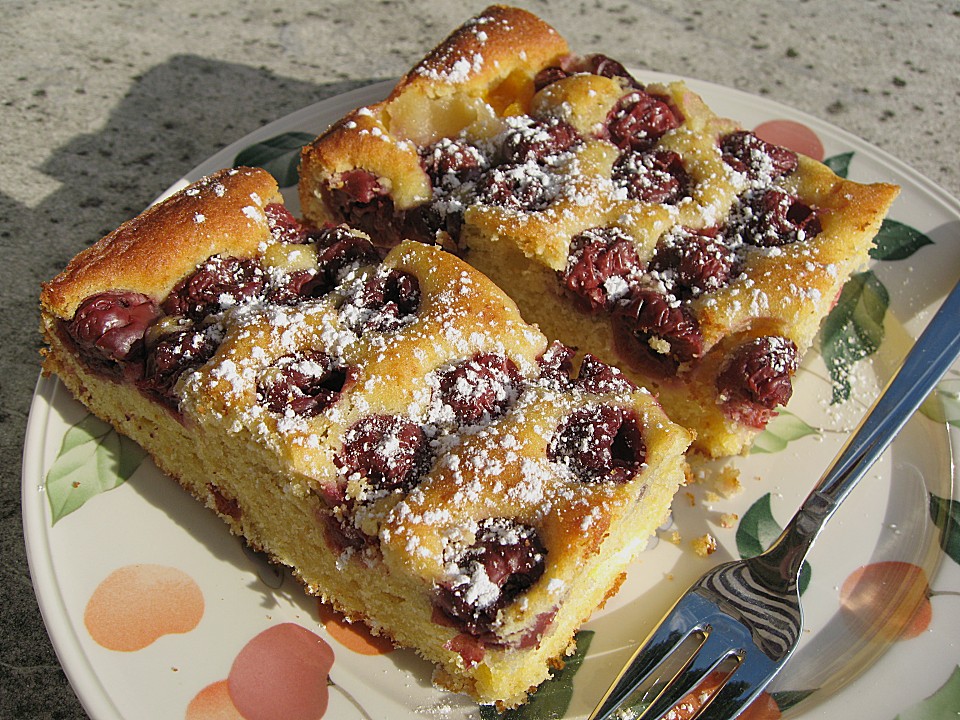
474 163 553 212
575 53 641 86
737 189 822 247
575 354 638 394
649 229 737 299
67 291 160 366
548 405 646 483
500 118 581 165
604 90 681 151
434 518 546 636
335 415 428 492
533 65 570 91
337 168 385 204
436 353 523 426
314 227 380 287
420 138 485 187
265 203 324 244
536 341 576 387
324 169 406 248
258 351 352 417
139 327 218 400
613 149 691 204
720 131 798 181
351 269 422 334
717 336 799 427
616 288 704 366
162 256 265 321
561 227 641 314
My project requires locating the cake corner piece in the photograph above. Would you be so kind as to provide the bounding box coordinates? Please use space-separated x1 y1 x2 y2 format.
40 163 693 708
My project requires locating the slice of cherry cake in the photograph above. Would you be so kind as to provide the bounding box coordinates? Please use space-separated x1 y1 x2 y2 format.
298 5 899 457
40 166 692 707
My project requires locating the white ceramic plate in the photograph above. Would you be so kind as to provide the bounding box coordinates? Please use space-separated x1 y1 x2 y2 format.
23 74 960 720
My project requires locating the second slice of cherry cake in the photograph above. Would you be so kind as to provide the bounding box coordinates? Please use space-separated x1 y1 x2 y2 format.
298 5 900 457
40 167 692 707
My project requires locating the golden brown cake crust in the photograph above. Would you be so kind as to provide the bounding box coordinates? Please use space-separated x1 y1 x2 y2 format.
41 167 282 320
299 5 569 216
392 5 568 101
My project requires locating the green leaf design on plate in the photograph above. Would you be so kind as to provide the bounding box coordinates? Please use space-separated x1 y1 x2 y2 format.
736 494 782 559
233 131 316 188
46 414 147 524
929 493 960 566
869 219 934 261
821 270 889 404
920 378 960 429
896 664 960 720
823 151 853 178
736 494 811 594
479 631 594 719
750 411 819 454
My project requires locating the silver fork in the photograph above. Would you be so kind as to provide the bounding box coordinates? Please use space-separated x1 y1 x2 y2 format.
589 276 960 720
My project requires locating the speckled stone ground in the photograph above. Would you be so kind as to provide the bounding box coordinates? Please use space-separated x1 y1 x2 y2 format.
1 2 957 717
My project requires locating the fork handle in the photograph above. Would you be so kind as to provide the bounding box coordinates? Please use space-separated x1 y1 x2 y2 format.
759 276 960 587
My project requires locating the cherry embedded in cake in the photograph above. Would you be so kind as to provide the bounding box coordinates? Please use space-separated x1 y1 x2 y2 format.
40 166 692 708
298 4 899 457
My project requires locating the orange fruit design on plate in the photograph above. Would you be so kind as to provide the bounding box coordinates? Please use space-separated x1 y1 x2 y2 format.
84 564 204 651
839 560 932 640
737 691 782 720
185 680 244 720
227 623 335 720
316 600 394 655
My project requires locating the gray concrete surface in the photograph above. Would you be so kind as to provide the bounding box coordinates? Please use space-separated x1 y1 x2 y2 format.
1 1 957 717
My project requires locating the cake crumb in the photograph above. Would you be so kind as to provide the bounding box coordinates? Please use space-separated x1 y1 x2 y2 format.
707 465 743 498
718 513 738 529
703 490 721 503
691 533 718 557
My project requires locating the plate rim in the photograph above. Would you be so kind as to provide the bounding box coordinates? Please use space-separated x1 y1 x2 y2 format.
22 375 127 720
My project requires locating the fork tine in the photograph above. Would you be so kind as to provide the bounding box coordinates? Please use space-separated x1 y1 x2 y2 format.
693 648 781 720
589 593 720 720
589 628 699 720
640 625 745 720
611 630 708 716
